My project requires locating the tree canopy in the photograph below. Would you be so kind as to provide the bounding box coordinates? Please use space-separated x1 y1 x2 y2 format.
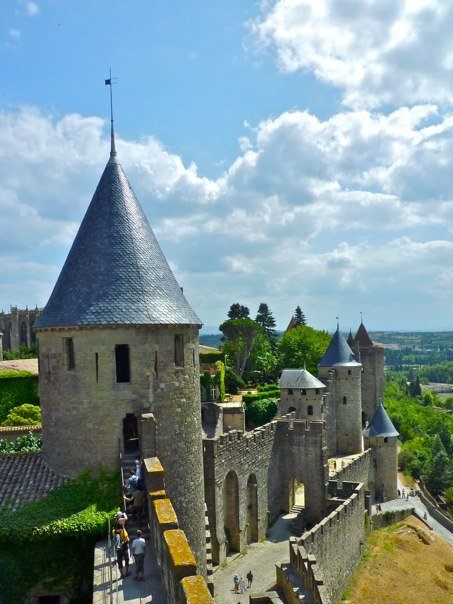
278 325 330 374
255 302 276 338
219 318 262 377
294 305 307 326
227 303 250 320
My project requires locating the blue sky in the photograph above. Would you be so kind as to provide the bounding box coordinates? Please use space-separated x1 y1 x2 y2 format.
1 1 452 331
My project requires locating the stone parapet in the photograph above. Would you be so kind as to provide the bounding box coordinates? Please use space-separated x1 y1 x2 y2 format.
143 455 213 603
290 481 366 604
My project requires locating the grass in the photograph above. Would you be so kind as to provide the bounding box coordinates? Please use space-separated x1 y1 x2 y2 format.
341 517 453 604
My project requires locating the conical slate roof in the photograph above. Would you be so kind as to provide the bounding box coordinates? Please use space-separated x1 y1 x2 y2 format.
35 154 201 328
353 322 373 347
279 368 325 390
347 329 354 346
318 327 360 367
363 403 399 438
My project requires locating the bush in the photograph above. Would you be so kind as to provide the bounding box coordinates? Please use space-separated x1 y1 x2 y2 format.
242 389 280 404
199 350 225 364
244 397 278 427
0 431 42 453
257 383 279 392
1 404 41 426
0 371 39 423
225 369 245 394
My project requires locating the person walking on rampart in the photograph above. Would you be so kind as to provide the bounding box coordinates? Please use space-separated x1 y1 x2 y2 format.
113 526 130 579
114 511 128 528
233 574 239 593
239 577 246 593
246 570 253 588
125 486 145 522
131 529 146 581
125 470 139 494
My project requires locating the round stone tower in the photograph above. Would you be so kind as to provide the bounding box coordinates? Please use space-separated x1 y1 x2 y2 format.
278 368 325 420
318 326 364 455
34 129 207 573
364 403 399 502
352 321 384 426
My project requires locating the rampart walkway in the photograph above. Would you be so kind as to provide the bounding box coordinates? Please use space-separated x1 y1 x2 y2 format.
212 511 312 604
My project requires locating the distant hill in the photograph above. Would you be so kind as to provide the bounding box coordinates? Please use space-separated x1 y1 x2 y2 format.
199 333 223 348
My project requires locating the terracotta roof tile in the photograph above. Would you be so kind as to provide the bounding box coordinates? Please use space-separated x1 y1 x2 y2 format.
0 453 64 510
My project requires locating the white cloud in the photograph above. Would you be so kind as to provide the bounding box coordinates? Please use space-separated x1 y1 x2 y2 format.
25 1 39 16
9 29 21 38
254 0 453 108
0 104 451 328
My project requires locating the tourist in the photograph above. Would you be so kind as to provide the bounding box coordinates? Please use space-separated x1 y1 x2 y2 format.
135 459 142 479
113 526 130 579
114 511 128 528
125 470 139 494
233 574 239 593
125 486 145 522
246 570 253 588
402 488 405 498
397 489 401 498
131 529 146 581
239 577 246 593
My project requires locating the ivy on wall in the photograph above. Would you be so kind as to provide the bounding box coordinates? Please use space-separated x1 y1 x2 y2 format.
0 469 120 603
200 360 226 403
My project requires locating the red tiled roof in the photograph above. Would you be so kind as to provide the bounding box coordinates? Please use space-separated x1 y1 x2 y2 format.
286 316 298 332
0 452 64 510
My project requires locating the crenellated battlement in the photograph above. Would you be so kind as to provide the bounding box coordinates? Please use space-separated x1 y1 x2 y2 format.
289 480 366 604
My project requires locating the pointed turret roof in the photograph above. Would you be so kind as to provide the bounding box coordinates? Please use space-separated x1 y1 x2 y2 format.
35 146 201 328
286 315 298 332
347 329 354 346
318 326 360 367
363 403 399 438
353 322 373 347
279 368 325 390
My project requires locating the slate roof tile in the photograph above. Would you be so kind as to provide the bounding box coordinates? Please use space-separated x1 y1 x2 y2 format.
35 156 200 328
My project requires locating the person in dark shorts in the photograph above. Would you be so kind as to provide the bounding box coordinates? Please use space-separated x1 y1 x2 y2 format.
246 570 254 588
131 529 146 581
113 526 130 578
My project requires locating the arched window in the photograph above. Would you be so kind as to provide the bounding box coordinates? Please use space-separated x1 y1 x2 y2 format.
288 406 296 414
307 405 313 416
343 396 347 404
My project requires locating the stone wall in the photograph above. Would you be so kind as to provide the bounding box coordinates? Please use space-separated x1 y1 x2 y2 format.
203 415 329 565
318 371 336 457
290 481 366 604
372 506 414 529
38 324 207 575
143 456 214 604
365 435 398 502
0 425 41 443
330 449 372 491
279 387 324 420
355 344 384 422
203 423 277 564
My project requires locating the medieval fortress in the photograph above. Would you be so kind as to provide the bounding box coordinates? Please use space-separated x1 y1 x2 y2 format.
16 126 398 603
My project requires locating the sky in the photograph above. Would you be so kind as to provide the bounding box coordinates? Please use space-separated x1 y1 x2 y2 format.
1 0 452 332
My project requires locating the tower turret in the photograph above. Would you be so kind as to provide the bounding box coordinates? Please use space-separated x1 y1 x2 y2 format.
318 326 363 455
35 128 207 573
279 368 325 420
363 402 398 502
352 321 384 425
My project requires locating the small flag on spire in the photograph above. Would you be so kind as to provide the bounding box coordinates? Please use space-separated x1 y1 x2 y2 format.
105 78 111 85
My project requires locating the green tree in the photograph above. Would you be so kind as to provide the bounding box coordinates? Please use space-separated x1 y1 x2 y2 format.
220 318 262 377
255 303 276 338
1 404 41 426
408 375 422 397
294 305 307 326
244 333 279 383
227 303 250 320
278 325 330 374
424 435 452 495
